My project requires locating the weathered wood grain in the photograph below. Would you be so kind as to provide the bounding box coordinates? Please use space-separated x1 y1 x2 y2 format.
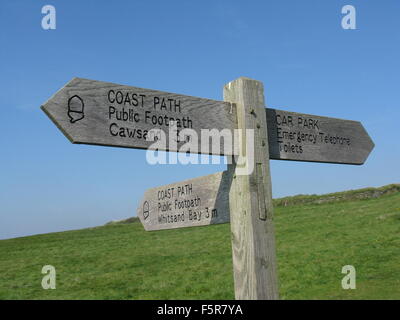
41 78 237 156
137 171 232 231
266 108 374 164
41 77 374 163
224 77 279 300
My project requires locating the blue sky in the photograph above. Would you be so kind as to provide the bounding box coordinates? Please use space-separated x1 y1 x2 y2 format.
0 0 399 240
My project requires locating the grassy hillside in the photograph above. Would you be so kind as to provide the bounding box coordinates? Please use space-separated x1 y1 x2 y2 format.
1 185 399 300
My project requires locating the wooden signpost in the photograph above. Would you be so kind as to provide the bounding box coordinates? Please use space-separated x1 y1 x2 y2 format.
41 77 237 156
42 76 375 300
41 78 374 163
266 108 374 164
138 171 231 231
224 78 279 300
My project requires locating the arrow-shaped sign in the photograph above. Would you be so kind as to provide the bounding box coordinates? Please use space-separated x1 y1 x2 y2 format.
41 78 237 156
137 171 231 231
265 108 375 165
41 78 374 164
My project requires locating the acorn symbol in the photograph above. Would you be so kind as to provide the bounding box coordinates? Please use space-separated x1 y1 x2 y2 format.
67 95 85 123
143 201 149 220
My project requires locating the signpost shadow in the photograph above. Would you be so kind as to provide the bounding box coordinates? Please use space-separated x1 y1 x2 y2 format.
210 170 234 225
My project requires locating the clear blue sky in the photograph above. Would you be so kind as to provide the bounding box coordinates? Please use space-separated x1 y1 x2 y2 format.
1 0 399 240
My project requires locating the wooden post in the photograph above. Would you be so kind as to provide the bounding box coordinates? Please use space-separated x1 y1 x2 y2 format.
224 77 279 300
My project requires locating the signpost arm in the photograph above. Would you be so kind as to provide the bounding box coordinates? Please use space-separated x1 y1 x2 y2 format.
224 77 279 300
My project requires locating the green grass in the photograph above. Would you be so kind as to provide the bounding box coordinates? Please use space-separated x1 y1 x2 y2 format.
1 187 400 299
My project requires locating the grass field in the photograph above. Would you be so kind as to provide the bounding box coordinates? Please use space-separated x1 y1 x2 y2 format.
1 185 399 300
